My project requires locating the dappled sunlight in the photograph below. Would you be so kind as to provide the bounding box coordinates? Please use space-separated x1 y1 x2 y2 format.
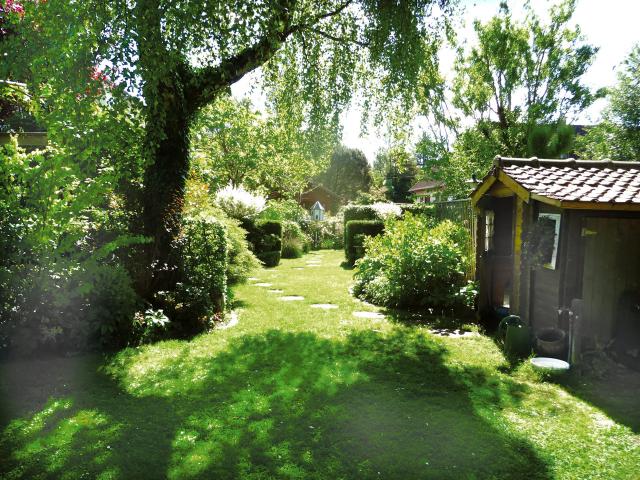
1 401 122 480
2 252 638 479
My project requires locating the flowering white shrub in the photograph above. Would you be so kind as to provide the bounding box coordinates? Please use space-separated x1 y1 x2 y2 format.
215 185 266 219
370 202 402 219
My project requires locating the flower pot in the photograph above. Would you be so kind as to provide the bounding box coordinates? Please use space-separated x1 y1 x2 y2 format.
535 327 566 359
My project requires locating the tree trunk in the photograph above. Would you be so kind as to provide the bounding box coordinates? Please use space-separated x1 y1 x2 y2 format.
136 75 195 303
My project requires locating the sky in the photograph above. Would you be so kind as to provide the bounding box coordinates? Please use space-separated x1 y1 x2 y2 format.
233 0 640 163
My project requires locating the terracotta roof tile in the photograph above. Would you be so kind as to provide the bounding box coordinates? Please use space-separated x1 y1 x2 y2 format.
495 157 640 205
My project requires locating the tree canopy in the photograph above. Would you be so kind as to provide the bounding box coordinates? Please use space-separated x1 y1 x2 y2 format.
417 0 601 196
317 145 372 204
1 0 454 307
191 96 326 196
577 44 640 160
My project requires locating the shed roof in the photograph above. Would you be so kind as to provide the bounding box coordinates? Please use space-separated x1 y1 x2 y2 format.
408 179 445 193
310 201 325 211
471 156 640 211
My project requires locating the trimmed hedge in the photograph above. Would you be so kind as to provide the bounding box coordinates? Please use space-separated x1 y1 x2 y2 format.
399 203 436 218
241 219 283 267
345 220 385 265
174 214 228 330
343 204 381 224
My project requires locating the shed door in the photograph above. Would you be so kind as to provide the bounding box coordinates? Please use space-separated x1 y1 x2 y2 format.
581 218 640 347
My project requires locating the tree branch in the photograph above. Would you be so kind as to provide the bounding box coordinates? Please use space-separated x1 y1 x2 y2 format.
189 0 357 110
308 27 369 48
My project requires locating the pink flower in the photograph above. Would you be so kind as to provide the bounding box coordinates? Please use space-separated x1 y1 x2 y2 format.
4 0 25 16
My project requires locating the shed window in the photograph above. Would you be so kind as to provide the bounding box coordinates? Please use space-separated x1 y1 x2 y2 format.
484 210 495 252
538 213 561 269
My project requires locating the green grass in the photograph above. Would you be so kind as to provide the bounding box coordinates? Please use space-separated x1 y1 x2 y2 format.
1 250 639 479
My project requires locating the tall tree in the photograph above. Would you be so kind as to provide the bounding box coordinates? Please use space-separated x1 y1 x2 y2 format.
318 145 371 203
417 0 601 197
577 44 640 160
191 95 326 196
3 0 453 304
375 146 418 203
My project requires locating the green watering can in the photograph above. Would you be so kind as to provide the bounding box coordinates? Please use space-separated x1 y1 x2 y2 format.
499 315 532 358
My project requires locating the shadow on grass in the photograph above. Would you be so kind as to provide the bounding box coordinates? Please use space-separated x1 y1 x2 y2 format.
2 329 551 479
560 365 640 434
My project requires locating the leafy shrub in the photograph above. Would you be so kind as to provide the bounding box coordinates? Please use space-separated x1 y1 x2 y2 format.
132 309 171 345
353 215 475 312
399 203 436 217
184 177 260 285
215 184 266 220
260 199 310 227
169 214 228 332
242 219 283 267
281 220 311 258
0 139 143 354
307 215 343 249
345 220 385 264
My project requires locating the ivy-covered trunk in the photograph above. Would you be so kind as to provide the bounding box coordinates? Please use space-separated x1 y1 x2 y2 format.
137 74 195 302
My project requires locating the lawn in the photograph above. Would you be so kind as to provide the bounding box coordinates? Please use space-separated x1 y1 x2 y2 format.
1 250 638 479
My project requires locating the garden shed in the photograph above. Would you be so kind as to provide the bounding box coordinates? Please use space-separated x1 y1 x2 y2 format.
471 156 640 365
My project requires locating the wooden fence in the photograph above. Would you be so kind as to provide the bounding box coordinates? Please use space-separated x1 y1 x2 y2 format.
433 198 477 279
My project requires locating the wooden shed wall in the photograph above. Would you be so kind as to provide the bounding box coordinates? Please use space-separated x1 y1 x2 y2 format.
528 203 563 332
579 217 640 348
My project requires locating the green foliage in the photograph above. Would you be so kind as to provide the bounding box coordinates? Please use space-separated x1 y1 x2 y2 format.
259 199 310 227
169 214 228 332
185 177 261 286
316 145 372 204
399 203 436 217
131 309 172 345
353 216 475 311
374 146 419 202
344 220 385 265
419 0 602 196
192 96 328 196
526 120 575 158
577 44 640 160
242 220 283 268
281 221 311 259
0 138 144 353
307 215 344 250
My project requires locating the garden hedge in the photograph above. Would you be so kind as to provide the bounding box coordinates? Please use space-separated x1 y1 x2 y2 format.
399 203 436 218
241 219 283 267
175 215 228 331
345 220 385 265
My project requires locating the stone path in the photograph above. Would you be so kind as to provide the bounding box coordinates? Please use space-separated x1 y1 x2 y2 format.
278 295 305 301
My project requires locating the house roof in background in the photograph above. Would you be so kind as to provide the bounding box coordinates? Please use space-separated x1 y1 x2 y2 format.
301 183 340 199
311 201 325 211
408 179 445 193
472 156 640 210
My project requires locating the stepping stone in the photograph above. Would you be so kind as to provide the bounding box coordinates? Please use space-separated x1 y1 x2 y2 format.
247 277 260 282
278 296 304 301
307 264 321 267
310 304 338 310
267 289 284 294
254 283 272 287
292 267 304 270
353 311 385 319
219 311 239 329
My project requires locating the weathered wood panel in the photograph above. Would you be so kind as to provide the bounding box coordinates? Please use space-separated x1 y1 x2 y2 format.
531 268 561 330
581 218 640 348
